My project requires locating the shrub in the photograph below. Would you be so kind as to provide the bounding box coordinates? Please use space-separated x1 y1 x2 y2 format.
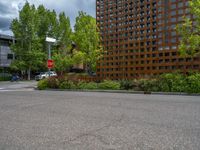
137 79 159 92
77 82 98 90
57 75 67 83
47 77 59 89
59 80 76 89
186 73 200 93
0 76 12 81
147 79 159 92
0 73 12 81
120 80 134 90
82 82 98 90
37 79 48 90
98 80 120 90
158 73 187 92
132 79 141 91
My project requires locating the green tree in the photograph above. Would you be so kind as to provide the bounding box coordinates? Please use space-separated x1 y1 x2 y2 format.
11 2 45 80
58 12 72 49
52 53 73 74
52 12 76 75
11 2 75 79
73 11 102 73
11 3 100 79
177 0 200 57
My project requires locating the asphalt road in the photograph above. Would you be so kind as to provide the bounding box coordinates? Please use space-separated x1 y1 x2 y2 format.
0 84 200 149
0 81 37 92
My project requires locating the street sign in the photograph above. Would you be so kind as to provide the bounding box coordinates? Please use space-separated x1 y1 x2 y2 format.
46 37 56 43
47 59 54 69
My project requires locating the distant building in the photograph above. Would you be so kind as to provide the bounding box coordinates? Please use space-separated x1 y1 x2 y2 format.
0 34 15 68
96 0 200 79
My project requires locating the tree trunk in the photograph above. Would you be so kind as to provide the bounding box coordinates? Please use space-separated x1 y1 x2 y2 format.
27 67 31 80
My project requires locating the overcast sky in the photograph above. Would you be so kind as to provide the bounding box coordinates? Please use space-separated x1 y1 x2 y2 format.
0 0 96 35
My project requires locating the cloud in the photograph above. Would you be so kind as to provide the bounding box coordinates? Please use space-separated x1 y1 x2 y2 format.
0 0 24 35
0 0 96 35
0 17 12 30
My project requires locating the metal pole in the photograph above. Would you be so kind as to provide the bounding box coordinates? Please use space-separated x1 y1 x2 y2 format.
48 43 51 60
48 43 51 77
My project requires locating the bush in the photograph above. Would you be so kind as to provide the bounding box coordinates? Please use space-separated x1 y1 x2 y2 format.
59 80 76 89
120 80 134 90
158 73 187 92
47 77 59 89
57 75 67 83
0 76 12 81
0 73 12 81
132 79 141 91
186 73 200 93
77 82 98 90
137 79 159 92
37 72 200 93
98 80 120 90
37 79 48 90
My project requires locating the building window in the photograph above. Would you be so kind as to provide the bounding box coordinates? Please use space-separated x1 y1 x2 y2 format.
7 54 14 60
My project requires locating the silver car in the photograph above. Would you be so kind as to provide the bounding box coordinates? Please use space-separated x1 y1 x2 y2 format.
35 71 57 81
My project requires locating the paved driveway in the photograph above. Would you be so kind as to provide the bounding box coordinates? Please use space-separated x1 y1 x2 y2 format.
0 90 199 149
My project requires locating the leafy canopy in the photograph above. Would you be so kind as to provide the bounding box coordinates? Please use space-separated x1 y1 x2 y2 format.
177 0 200 57
73 11 102 72
11 3 102 78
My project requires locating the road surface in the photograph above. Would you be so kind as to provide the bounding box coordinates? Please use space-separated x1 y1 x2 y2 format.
0 82 199 149
0 81 36 92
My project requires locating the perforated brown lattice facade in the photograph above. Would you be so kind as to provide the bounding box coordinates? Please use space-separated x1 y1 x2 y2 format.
96 0 200 79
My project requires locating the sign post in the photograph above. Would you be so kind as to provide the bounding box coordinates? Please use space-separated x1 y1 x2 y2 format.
45 37 56 77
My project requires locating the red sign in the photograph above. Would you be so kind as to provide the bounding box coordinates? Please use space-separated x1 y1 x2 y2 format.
47 59 54 69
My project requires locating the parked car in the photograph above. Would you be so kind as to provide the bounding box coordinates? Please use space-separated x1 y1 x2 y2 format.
11 74 20 82
35 71 57 81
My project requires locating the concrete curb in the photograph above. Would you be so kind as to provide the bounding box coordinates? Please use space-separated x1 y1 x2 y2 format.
37 88 200 96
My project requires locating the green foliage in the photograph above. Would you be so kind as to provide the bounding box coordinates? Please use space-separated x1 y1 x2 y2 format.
158 73 187 92
73 11 102 72
11 3 103 77
59 80 76 89
98 80 120 90
0 73 12 81
120 80 134 90
11 2 45 80
11 2 73 79
52 53 73 74
36 73 200 94
58 12 72 47
138 79 159 92
77 82 98 90
37 79 48 90
176 1 200 56
186 73 200 93
134 73 200 93
47 77 59 89
0 76 11 81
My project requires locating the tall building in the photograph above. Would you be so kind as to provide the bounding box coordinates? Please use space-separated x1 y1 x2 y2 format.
96 0 200 79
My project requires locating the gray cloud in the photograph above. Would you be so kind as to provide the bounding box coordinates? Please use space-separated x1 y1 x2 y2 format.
0 2 11 14
0 0 23 35
0 0 96 35
0 17 12 30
